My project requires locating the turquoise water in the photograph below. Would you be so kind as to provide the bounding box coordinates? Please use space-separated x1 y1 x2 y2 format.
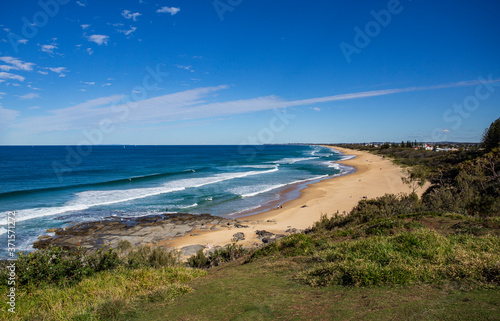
0 144 353 257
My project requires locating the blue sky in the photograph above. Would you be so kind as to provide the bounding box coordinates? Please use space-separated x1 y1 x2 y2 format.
0 0 499 145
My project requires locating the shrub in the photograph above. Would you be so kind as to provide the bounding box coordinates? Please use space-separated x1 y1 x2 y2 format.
187 243 247 268
0 246 121 287
125 245 179 269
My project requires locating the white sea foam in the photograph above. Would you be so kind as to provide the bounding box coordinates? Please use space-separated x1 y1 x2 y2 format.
231 175 329 198
238 164 278 169
340 155 356 161
274 157 318 164
177 203 198 209
0 227 7 235
324 161 341 169
0 167 279 225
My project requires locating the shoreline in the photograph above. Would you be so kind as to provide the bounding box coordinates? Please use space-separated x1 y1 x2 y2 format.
31 145 427 260
160 145 426 257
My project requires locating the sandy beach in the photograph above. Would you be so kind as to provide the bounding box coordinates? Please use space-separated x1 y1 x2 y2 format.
161 146 428 253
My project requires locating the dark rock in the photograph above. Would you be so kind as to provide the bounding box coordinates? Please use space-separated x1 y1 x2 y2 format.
232 232 245 241
285 228 299 234
255 230 275 239
234 223 249 228
32 213 234 253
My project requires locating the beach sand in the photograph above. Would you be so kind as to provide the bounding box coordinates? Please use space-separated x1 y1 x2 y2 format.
160 146 429 254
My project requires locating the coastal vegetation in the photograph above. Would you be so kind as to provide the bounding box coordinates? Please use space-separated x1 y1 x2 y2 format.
1 118 499 320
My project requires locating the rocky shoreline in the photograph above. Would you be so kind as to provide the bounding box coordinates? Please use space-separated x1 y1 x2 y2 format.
33 212 300 258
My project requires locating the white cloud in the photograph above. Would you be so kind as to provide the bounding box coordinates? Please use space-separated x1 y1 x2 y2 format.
101 83 112 87
17 39 28 44
157 6 180 15
45 67 68 77
0 72 25 82
18 93 40 100
81 81 95 85
47 67 67 74
86 48 93 55
76 1 85 6
312 107 321 112
37 71 49 75
87 34 109 45
0 57 35 71
122 10 142 21
13 94 126 132
12 78 500 135
27 84 42 90
117 26 137 36
81 24 90 29
176 65 193 72
41 44 57 55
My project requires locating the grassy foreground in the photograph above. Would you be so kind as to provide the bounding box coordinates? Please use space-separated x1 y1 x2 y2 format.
118 211 500 320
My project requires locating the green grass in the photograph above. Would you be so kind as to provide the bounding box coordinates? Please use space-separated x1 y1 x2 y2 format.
0 266 206 320
297 229 500 287
121 211 500 320
121 257 500 321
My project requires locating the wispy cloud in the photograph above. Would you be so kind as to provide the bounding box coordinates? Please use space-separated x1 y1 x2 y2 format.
0 56 35 71
157 7 180 15
176 65 194 72
87 34 109 45
76 1 85 7
0 72 25 82
46 67 68 77
122 10 141 21
40 44 57 55
18 93 40 100
81 24 90 30
12 78 500 134
117 26 137 36
81 81 95 86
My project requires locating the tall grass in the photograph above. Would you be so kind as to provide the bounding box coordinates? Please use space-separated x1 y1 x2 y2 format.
0 244 206 320
297 229 500 287
0 266 207 320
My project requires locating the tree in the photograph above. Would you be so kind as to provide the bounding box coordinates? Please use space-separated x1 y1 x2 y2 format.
482 117 500 152
402 165 428 194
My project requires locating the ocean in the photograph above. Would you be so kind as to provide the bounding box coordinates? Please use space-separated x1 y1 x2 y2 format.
0 144 353 258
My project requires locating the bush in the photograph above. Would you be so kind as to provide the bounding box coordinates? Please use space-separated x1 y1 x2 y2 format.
311 194 423 233
125 245 179 269
0 246 121 287
187 243 247 268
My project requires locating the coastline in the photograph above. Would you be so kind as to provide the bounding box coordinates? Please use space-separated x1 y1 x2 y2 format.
32 145 429 259
160 145 426 255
